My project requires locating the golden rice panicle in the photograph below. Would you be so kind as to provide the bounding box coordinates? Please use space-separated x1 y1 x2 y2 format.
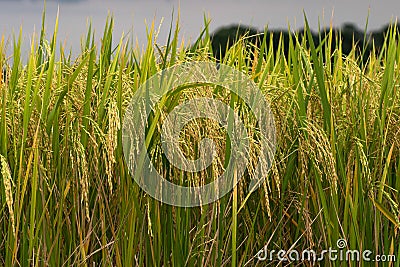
72 135 90 221
302 121 339 193
105 101 120 194
0 154 15 236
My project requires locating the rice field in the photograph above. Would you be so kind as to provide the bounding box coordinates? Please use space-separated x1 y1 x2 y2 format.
0 12 399 266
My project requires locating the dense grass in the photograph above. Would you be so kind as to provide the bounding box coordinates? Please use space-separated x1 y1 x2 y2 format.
0 12 399 266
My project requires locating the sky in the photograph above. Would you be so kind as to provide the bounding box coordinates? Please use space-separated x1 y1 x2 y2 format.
0 0 399 57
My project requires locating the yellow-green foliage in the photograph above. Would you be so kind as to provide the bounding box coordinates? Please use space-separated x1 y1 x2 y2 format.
0 13 399 266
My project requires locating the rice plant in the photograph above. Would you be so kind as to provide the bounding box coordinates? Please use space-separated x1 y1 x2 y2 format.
0 11 399 266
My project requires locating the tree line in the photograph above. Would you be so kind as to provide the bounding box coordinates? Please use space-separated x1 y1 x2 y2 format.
210 23 400 64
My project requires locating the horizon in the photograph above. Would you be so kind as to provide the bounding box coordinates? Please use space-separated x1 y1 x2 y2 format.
1 0 399 58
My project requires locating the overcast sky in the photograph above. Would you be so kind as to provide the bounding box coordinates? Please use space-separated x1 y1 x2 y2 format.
1 0 399 57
